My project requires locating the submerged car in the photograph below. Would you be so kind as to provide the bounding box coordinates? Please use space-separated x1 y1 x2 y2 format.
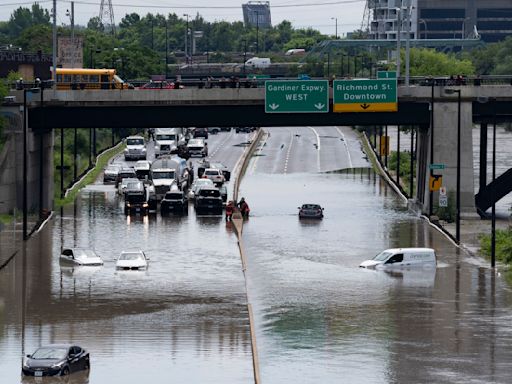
161 190 188 214
298 204 324 219
116 250 149 270
60 248 103 266
194 186 223 214
360 248 437 269
22 344 90 377
103 164 121 183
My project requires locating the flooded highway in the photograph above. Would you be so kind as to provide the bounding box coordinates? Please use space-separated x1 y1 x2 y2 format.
2 126 512 383
0 130 254 383
240 126 512 383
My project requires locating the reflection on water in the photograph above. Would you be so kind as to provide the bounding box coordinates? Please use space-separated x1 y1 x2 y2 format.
20 370 90 384
0 186 253 383
240 171 512 384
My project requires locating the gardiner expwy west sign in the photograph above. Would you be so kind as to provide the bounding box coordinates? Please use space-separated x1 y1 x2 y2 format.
265 80 329 113
333 79 397 112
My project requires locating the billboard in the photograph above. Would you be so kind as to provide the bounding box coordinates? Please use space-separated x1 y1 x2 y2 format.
57 37 83 68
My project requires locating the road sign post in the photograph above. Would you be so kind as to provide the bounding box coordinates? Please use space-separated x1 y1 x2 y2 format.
265 80 329 113
429 175 443 192
333 79 397 112
377 71 397 79
439 195 448 207
380 135 390 156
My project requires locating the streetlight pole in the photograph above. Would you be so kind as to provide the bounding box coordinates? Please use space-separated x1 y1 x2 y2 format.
66 2 75 68
396 7 401 79
445 88 462 242
331 17 338 39
23 90 28 240
405 2 411 88
165 20 169 79
256 11 259 54
52 0 57 88
183 14 189 63
419 19 428 39
491 111 496 268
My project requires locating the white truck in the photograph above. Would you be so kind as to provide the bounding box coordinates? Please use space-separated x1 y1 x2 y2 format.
150 156 191 200
154 128 186 158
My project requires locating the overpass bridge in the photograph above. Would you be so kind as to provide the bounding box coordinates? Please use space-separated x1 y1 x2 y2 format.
3 84 512 220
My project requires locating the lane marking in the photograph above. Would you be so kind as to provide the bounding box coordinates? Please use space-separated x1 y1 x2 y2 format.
336 126 353 169
308 126 321 172
249 129 268 175
284 129 294 174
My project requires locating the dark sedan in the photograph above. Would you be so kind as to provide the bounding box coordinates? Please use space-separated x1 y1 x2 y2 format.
22 344 90 377
298 204 324 219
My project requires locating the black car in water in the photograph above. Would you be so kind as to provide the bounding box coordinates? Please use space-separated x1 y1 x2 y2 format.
161 190 188 215
194 186 223 214
298 203 324 219
22 344 90 377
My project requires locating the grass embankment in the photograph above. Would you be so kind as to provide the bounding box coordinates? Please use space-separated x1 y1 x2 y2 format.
54 142 125 207
480 228 512 282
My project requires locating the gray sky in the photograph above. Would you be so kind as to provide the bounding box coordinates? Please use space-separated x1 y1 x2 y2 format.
0 0 367 36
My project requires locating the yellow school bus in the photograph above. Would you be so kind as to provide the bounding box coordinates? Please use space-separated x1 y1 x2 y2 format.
55 68 130 90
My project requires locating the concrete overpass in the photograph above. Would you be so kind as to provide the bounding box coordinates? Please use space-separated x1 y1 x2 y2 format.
3 85 512 219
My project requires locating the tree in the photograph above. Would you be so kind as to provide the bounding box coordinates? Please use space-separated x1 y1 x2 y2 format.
8 4 50 37
401 48 475 76
87 17 103 32
16 24 52 53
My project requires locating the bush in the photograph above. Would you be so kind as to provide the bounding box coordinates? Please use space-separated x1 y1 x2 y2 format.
479 227 512 264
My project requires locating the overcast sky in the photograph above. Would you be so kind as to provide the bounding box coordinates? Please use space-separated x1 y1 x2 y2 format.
0 0 367 36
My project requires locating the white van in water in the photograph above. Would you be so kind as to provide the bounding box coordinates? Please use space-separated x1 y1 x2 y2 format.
359 248 436 269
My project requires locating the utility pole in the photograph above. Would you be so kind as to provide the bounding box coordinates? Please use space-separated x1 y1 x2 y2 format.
405 1 411 88
396 7 401 79
66 2 75 68
183 14 189 63
165 20 169 78
52 0 57 88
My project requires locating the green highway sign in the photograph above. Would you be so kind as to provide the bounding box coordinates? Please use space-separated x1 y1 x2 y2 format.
265 80 329 113
429 163 445 170
377 71 397 79
333 79 397 112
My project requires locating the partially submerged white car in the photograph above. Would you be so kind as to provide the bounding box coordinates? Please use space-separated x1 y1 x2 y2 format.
60 248 104 266
360 248 436 269
116 250 149 270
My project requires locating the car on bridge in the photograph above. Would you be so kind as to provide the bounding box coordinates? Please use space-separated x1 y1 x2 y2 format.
138 80 175 89
22 344 90 377
298 204 324 219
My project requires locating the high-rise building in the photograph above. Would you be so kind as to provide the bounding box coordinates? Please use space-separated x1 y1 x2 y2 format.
369 0 418 41
242 1 272 29
368 0 512 42
417 0 512 42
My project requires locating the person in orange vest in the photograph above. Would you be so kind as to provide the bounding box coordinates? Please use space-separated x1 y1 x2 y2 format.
225 200 234 221
238 197 250 218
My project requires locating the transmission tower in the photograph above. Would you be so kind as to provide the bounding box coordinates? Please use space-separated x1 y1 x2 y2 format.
99 0 116 35
361 0 371 34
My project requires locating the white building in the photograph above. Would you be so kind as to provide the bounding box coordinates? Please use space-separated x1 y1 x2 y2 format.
369 0 418 40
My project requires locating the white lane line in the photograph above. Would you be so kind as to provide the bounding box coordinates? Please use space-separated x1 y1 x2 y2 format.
209 129 233 159
308 126 321 172
284 129 294 174
249 129 268 175
336 126 353 169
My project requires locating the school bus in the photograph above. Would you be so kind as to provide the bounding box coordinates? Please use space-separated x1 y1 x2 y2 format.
55 68 130 90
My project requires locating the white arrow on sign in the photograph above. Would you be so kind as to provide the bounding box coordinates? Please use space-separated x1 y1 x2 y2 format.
268 103 280 110
314 103 325 110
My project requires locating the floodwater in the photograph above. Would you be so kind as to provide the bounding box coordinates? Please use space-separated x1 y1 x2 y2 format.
238 128 512 383
0 131 254 383
2 127 512 383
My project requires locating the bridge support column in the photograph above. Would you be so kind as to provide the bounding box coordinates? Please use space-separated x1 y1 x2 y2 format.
422 100 475 216
479 123 487 192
